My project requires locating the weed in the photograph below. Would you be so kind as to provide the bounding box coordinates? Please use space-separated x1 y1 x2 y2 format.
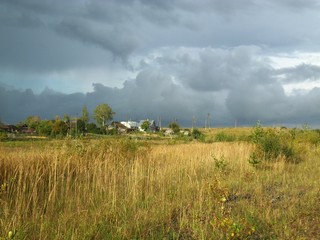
0 132 8 141
214 132 236 142
191 128 205 141
213 155 228 172
250 122 303 164
248 152 261 167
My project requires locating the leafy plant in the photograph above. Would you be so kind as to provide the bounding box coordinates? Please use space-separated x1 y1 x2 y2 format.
168 122 180 134
250 122 303 164
0 132 8 141
94 103 115 127
248 152 261 166
191 128 204 140
214 132 236 142
213 155 228 172
140 120 150 132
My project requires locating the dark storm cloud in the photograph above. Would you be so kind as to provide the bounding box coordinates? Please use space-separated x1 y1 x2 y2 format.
225 82 288 123
0 66 228 126
1 0 320 126
137 47 320 126
176 46 272 91
1 0 320 68
55 18 138 60
2 46 320 127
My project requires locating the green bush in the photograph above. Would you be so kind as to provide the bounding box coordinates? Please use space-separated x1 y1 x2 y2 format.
250 123 302 164
191 129 205 141
214 132 236 142
168 122 180 134
0 131 8 141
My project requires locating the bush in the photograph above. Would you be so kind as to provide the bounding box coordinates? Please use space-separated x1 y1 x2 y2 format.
214 132 236 142
140 120 150 132
0 131 8 141
191 129 204 140
250 123 302 165
168 122 180 134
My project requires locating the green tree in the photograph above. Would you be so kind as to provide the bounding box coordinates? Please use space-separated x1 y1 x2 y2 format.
168 122 180 134
94 104 115 127
81 105 90 126
87 123 100 134
36 120 53 136
77 119 86 134
192 128 204 140
25 116 41 130
52 119 68 137
140 120 150 132
63 114 70 124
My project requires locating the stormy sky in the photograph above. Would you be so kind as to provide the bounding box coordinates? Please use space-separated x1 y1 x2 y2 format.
1 0 320 127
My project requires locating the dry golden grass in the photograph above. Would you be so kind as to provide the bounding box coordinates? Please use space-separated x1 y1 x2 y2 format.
0 135 319 239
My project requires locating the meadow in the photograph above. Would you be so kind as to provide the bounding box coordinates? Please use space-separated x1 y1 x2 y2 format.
0 127 319 239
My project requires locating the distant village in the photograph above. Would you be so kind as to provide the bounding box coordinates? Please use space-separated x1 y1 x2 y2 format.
0 104 196 138
110 120 159 133
0 118 187 138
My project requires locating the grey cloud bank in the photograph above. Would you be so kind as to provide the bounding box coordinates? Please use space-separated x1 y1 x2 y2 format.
1 0 320 126
1 47 320 127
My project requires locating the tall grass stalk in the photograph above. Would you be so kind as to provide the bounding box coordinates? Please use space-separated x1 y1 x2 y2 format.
0 137 319 239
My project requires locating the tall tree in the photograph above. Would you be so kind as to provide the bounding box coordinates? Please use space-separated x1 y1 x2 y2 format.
140 120 150 132
52 119 68 137
93 104 115 127
168 122 180 134
77 119 86 134
81 105 90 125
25 116 41 129
63 114 70 124
36 120 53 136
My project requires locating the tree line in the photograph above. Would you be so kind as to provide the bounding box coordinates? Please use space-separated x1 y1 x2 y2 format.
1 103 190 138
18 103 114 137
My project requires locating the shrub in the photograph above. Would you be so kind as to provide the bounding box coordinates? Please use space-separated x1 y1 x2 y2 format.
191 129 204 141
213 155 228 172
249 122 302 165
214 132 236 142
168 122 180 134
0 131 8 141
140 120 150 132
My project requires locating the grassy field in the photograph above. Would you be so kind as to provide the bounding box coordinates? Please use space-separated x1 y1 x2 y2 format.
0 127 319 239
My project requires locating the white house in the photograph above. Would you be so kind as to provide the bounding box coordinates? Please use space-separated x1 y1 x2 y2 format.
120 121 139 130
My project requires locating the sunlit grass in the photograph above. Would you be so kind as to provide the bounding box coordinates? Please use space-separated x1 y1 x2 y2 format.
0 131 319 239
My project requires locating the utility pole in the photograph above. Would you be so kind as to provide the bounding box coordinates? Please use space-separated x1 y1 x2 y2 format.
75 114 78 137
192 116 196 129
207 113 211 129
158 115 161 130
